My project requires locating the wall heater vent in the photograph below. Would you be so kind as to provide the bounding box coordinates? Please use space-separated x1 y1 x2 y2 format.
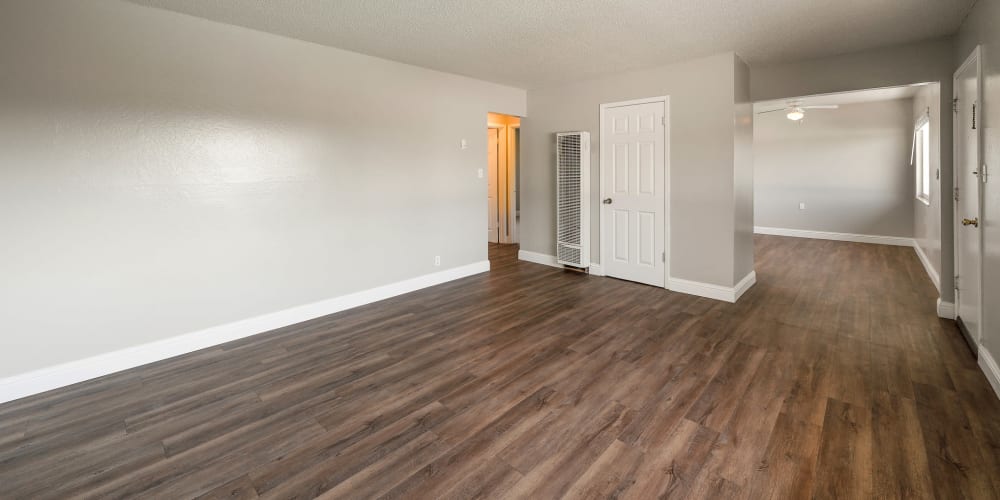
556 131 590 268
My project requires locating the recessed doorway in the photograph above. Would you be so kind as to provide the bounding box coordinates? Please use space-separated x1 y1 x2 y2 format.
487 113 521 248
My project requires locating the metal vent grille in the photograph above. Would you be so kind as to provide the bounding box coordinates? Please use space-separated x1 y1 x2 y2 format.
557 243 581 266
557 134 581 247
555 132 589 268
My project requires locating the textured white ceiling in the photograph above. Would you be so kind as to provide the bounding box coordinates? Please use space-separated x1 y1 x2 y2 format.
126 0 975 89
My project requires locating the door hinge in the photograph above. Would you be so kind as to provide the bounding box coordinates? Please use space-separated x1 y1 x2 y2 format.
983 164 989 183
955 274 960 290
661 251 666 263
953 97 959 114
661 116 666 126
954 186 960 202
972 102 977 129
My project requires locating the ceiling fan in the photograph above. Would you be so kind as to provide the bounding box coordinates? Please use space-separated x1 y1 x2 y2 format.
756 101 839 121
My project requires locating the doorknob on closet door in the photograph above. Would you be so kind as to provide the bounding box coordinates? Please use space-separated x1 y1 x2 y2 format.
603 198 613 204
962 217 979 227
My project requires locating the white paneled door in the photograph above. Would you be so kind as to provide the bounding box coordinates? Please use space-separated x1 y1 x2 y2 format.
955 49 981 343
488 128 500 243
601 99 666 287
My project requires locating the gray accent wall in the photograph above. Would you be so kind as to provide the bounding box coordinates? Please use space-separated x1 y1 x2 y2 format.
733 57 755 283
751 37 956 301
0 0 526 378
754 98 916 238
521 53 753 288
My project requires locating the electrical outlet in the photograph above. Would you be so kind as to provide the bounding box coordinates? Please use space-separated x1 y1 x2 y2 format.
460 139 468 150
799 202 806 210
434 256 441 266
477 168 484 179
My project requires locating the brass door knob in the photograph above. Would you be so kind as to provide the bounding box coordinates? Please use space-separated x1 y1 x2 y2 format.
602 198 613 204
962 217 979 227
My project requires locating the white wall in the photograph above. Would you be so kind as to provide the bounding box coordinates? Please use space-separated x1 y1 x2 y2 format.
0 0 525 378
956 0 1000 379
754 99 916 238
913 84 943 287
752 37 956 301
522 52 751 288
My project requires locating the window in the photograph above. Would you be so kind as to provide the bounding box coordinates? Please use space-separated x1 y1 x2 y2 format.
913 116 931 205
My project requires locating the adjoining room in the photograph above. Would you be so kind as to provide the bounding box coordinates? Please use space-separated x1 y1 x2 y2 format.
754 85 935 249
487 112 521 266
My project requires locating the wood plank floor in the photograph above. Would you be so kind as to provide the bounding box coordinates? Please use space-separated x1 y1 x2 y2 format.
1 236 998 499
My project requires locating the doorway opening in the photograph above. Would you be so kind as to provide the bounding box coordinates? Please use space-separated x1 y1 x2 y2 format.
752 82 947 317
487 112 521 263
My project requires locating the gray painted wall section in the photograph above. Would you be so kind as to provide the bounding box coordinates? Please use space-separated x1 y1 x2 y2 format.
754 99 916 238
522 53 748 288
0 0 526 377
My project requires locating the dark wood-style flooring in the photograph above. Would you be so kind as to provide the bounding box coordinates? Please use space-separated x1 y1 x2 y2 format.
1 236 998 499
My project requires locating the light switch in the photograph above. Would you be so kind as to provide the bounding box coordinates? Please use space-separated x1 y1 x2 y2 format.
799 202 806 210
460 139 468 150
477 168 484 178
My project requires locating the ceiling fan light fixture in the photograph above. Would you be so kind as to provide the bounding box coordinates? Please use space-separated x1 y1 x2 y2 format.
786 108 805 121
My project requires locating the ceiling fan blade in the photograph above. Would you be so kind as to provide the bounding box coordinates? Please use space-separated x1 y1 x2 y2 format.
801 105 839 109
755 108 788 114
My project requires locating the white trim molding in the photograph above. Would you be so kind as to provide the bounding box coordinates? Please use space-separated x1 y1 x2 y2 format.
516 249 605 275
913 243 941 292
733 271 757 302
668 270 756 303
517 249 560 268
0 261 490 405
521 249 757 303
754 226 915 247
937 299 956 319
979 347 1000 400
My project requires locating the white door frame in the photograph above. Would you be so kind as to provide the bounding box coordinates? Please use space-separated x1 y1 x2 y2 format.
952 45 984 343
507 123 520 244
599 96 671 288
487 125 502 243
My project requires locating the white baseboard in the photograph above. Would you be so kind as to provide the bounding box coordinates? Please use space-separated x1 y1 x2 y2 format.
733 270 757 302
937 299 956 319
913 243 941 292
978 347 1000 400
754 226 915 247
516 249 603 275
668 277 732 302
0 261 490 405
668 270 756 303
519 250 755 303
517 249 560 268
